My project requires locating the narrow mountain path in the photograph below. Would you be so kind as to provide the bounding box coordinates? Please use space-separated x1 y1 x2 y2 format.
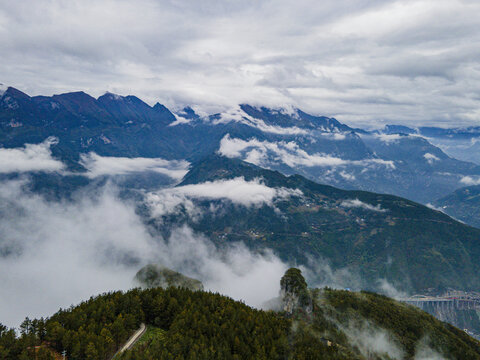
111 323 146 359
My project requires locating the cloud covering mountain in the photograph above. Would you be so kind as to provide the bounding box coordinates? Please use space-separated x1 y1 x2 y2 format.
1 0 480 127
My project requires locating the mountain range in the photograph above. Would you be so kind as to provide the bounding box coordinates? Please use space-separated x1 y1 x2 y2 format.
3 85 480 346
2 86 480 204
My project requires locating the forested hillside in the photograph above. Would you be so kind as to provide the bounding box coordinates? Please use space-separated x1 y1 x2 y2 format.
2 270 480 359
152 155 480 293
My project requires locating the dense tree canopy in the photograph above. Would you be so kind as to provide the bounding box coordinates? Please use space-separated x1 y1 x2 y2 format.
2 278 480 359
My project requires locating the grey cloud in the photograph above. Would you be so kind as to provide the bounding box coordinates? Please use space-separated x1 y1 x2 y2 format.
1 0 480 127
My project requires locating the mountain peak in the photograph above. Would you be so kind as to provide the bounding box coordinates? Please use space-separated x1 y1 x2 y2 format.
52 91 96 103
153 102 171 113
238 103 352 133
98 92 124 101
2 86 31 100
178 106 200 120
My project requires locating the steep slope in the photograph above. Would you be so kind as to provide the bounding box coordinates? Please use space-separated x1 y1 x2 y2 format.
149 155 480 293
434 185 480 228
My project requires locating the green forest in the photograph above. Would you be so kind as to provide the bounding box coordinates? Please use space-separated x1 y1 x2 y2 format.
1 269 480 359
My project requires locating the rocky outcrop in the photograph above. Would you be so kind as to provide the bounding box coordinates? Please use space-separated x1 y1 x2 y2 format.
280 268 312 314
134 264 204 291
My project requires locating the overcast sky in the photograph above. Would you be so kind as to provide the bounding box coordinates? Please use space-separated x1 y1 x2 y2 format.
1 0 480 127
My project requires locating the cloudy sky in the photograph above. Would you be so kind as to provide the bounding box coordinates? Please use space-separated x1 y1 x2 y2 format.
1 0 480 127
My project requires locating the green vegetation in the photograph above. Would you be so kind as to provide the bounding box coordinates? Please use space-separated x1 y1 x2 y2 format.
0 288 290 360
434 184 480 228
2 268 480 359
133 326 166 348
316 289 480 359
171 155 480 294
135 264 204 291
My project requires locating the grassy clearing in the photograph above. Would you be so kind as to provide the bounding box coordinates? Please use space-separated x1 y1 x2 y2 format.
134 326 166 348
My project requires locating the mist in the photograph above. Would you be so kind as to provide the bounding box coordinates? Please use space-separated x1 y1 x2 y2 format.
0 178 289 328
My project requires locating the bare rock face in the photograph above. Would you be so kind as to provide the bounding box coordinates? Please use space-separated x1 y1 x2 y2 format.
280 268 312 314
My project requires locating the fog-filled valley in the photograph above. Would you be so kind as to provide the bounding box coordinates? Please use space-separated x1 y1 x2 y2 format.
4 1 480 358
3 84 480 360
0 175 293 327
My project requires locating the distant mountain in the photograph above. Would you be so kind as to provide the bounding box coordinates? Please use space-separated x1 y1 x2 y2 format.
2 86 480 203
149 155 480 294
380 124 480 165
434 185 480 228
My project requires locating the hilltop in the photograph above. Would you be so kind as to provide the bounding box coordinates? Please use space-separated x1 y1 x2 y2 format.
1 268 479 360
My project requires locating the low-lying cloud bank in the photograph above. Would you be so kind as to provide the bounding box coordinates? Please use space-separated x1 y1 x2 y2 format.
341 198 387 212
0 139 190 181
79 152 189 180
460 175 480 186
218 135 395 169
0 179 291 327
0 137 64 173
156 227 288 308
146 176 303 218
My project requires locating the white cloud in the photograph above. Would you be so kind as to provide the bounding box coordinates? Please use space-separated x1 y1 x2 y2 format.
158 227 288 309
79 152 189 180
0 179 292 327
414 338 448 360
332 133 346 140
146 176 303 217
0 181 160 327
341 198 387 212
425 203 445 213
341 321 404 360
0 137 65 173
168 113 193 126
375 133 403 143
219 135 395 169
0 82 7 96
214 106 308 135
339 170 355 181
423 153 440 164
460 175 480 186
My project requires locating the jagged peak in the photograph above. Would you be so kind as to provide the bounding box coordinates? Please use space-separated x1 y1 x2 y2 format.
153 102 171 113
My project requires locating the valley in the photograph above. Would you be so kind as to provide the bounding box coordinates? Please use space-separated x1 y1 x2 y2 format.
2 86 480 356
